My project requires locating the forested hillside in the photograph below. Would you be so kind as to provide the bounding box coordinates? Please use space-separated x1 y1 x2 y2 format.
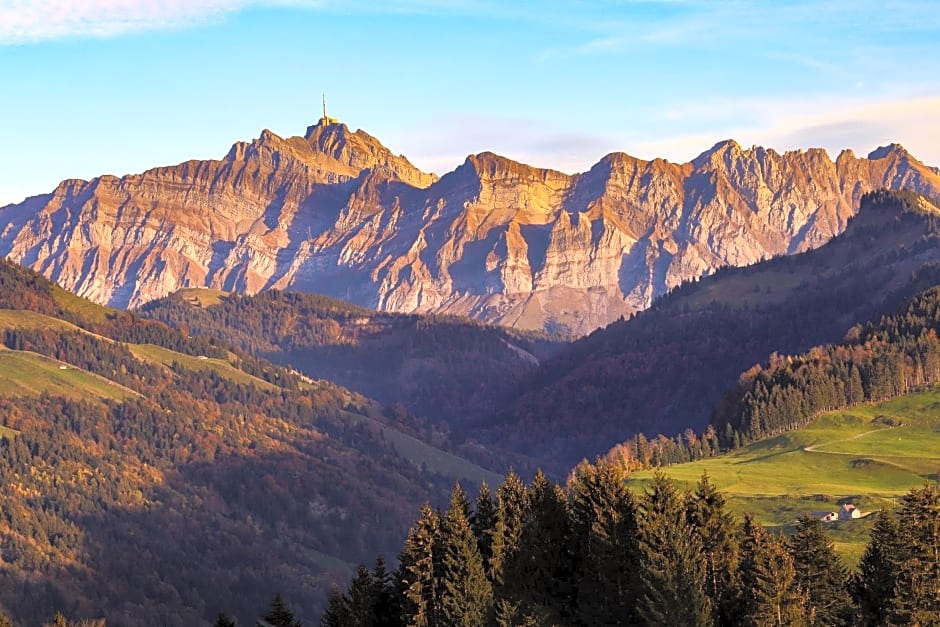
713 282 940 445
0 259 498 626
486 190 940 472
140 290 564 440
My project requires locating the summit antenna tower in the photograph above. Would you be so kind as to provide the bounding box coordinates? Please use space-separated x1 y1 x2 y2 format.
320 94 337 125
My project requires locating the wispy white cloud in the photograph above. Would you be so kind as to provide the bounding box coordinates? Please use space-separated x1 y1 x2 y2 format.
396 92 940 176
0 0 249 44
539 0 940 64
384 112 623 176
628 93 940 168
0 0 522 44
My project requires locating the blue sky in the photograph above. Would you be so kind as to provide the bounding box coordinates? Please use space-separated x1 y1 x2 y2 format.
1 0 939 206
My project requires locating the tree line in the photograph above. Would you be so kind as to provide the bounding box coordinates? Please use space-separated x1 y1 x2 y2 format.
713 284 940 447
598 273 940 472
315 462 940 626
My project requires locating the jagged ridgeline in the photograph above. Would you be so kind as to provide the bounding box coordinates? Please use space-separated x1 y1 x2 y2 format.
0 258 501 626
2 117 940 337
315 465 940 626
598 190 940 466
488 190 940 472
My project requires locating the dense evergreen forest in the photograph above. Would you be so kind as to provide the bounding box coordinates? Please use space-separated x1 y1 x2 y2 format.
603 258 940 473
315 463 940 626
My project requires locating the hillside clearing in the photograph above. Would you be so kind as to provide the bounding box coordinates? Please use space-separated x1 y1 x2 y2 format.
128 344 277 390
0 350 137 401
627 387 940 565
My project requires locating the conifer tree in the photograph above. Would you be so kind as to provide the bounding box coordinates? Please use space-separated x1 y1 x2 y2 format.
214 613 237 627
258 593 302 627
505 471 574 621
686 472 739 627
490 469 528 591
371 556 400 627
787 516 852 626
398 503 441 627
889 482 940 625
493 598 522 627
854 509 901 627
636 473 711 626
320 589 351 627
470 482 497 573
568 459 640 625
438 483 494 626
346 565 378 625
738 515 806 627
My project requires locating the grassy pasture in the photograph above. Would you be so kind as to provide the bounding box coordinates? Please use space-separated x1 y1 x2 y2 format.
176 288 229 308
0 309 85 332
627 387 940 565
50 284 112 323
341 409 504 487
128 343 277 390
0 349 135 401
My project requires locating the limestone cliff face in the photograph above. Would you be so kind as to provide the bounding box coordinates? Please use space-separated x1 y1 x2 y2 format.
2 123 939 335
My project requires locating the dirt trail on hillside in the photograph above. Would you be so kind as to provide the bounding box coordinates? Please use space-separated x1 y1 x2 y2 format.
803 426 897 455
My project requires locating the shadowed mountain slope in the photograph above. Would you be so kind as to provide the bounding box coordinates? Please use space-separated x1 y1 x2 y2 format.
483 190 940 473
140 289 565 440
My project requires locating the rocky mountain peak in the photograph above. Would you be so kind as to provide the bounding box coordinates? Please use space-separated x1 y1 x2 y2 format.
458 151 569 186
868 143 910 160
302 121 437 188
689 138 747 170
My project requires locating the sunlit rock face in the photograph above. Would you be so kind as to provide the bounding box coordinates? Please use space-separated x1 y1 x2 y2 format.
2 121 939 335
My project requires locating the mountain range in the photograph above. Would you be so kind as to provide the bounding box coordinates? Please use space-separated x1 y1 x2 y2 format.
132 190 940 473
3 119 939 335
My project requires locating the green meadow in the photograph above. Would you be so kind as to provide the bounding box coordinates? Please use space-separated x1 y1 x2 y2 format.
0 349 136 401
128 343 278 390
627 387 940 565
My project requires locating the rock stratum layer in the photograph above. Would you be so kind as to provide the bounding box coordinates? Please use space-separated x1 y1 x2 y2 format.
2 121 940 334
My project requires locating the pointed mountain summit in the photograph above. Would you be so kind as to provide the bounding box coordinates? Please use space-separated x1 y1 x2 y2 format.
304 120 437 188
1 123 939 334
868 143 909 159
